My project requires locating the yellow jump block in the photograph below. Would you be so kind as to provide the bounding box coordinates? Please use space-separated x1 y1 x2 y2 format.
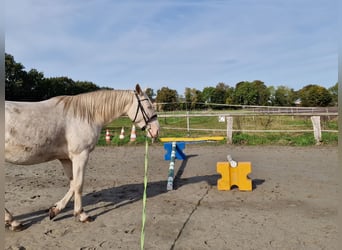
216 162 252 191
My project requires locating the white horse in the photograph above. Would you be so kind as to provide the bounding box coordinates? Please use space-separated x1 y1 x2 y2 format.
5 84 160 231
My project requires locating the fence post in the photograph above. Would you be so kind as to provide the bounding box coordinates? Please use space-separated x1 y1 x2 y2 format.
311 116 322 144
226 116 233 144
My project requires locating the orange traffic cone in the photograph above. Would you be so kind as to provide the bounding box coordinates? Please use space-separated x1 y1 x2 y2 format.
105 129 111 144
119 127 125 140
130 125 136 142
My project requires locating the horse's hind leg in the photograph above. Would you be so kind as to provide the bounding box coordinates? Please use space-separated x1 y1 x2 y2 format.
5 208 24 231
49 159 75 220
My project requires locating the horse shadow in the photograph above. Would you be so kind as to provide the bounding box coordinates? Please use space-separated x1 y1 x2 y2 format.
12 154 264 229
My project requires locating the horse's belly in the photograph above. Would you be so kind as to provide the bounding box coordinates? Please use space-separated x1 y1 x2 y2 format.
5 142 66 165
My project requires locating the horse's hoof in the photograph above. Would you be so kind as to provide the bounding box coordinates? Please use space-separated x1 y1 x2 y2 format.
11 223 26 232
81 215 94 223
49 206 60 220
6 220 25 232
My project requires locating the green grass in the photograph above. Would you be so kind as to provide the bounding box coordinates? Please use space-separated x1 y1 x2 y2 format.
98 114 338 146
232 132 315 146
232 132 338 146
97 126 148 146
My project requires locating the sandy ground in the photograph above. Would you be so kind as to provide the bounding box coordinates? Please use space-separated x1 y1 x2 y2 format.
5 144 339 250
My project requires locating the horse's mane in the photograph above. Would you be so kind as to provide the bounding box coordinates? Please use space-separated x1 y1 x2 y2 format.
55 90 134 124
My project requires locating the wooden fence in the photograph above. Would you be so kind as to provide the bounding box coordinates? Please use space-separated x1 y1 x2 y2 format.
158 110 338 144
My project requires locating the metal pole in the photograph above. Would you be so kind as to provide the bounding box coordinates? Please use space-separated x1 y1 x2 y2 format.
167 141 176 191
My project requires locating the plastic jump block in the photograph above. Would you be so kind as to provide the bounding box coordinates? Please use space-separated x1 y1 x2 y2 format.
216 162 252 191
164 142 186 160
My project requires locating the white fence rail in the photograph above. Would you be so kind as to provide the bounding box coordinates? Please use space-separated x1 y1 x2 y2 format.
158 111 338 144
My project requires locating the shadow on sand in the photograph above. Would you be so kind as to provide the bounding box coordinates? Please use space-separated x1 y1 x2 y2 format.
10 154 264 230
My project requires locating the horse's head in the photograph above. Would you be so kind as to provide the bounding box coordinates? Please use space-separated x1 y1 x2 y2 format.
128 84 160 138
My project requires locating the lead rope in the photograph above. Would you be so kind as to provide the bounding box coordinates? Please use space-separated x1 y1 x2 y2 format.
140 137 149 250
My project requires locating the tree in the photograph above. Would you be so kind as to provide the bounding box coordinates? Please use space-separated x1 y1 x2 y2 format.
210 82 230 109
251 80 269 106
233 81 255 105
233 81 247 104
233 80 270 106
5 53 102 100
145 88 155 101
202 83 233 109
267 86 276 105
42 76 75 98
212 82 227 104
225 85 235 104
202 86 215 103
184 87 203 110
184 87 192 110
273 85 295 106
69 81 99 95
298 84 333 107
328 83 338 106
25 69 45 100
5 53 28 100
155 87 179 111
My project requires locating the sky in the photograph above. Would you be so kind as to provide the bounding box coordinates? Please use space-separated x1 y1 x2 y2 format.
5 0 338 95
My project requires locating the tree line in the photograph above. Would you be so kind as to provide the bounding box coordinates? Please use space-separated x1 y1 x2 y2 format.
5 53 103 101
154 80 338 111
6 53 338 110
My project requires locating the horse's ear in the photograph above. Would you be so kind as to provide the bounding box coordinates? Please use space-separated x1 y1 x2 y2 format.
135 84 143 95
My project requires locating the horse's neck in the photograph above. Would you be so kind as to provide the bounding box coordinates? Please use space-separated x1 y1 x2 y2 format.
56 90 134 126
97 90 134 125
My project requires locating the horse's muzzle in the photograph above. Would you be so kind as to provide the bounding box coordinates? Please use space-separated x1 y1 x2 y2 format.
145 121 160 138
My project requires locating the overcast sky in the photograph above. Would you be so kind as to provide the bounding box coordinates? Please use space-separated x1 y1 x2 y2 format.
5 0 338 95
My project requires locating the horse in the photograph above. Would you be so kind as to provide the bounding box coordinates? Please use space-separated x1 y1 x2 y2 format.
4 84 160 231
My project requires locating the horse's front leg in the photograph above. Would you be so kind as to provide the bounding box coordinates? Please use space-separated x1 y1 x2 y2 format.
49 159 75 220
72 151 93 223
5 208 24 231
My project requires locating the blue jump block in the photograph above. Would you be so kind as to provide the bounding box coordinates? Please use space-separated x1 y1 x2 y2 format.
164 142 187 160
